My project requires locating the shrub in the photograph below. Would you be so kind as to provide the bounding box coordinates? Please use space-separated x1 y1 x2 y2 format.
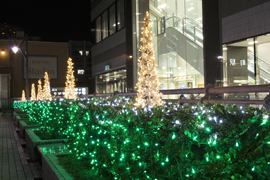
17 97 270 179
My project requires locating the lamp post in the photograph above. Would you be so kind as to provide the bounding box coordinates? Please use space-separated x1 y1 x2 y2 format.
12 34 29 99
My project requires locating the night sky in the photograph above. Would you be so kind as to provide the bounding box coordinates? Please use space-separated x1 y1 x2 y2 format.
1 1 91 42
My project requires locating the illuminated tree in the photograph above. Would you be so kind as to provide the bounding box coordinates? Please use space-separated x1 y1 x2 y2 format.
135 11 163 107
43 72 52 100
21 90 26 101
37 79 43 101
30 83 36 101
65 57 76 99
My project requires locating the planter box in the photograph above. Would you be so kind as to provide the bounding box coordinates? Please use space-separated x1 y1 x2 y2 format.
13 112 18 121
18 120 40 139
37 143 70 165
42 154 73 180
15 116 29 128
13 108 22 112
25 129 67 162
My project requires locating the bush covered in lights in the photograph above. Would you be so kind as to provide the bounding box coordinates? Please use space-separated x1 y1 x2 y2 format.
14 98 270 179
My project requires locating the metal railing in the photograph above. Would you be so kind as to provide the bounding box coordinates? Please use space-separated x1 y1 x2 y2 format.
11 85 270 109
81 84 270 109
153 15 203 46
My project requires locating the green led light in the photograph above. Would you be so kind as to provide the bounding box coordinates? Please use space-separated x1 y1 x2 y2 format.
144 142 149 147
16 95 270 179
255 133 259 139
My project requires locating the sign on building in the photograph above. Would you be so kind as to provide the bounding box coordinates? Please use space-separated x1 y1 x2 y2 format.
23 56 58 79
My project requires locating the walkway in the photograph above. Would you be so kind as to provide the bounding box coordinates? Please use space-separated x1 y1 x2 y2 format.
0 113 40 180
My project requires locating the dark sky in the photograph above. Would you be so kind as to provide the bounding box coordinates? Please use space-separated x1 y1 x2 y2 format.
1 1 91 42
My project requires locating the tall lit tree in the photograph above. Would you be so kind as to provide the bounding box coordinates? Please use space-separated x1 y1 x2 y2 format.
65 57 76 99
37 79 43 101
135 11 163 107
43 72 52 100
21 90 26 101
30 83 36 101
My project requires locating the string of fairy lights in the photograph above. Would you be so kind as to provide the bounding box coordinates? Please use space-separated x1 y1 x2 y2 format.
135 11 163 108
13 97 270 179
21 90 26 101
23 57 77 101
64 57 76 100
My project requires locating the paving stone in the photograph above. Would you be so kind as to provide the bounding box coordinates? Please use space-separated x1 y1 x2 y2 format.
0 113 41 179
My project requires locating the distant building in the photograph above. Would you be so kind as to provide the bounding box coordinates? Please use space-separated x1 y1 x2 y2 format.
0 23 24 39
0 39 68 109
68 40 92 94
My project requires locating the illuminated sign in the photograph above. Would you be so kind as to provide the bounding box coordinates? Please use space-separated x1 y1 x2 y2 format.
104 65 110 71
240 59 246 66
229 59 246 66
230 59 236 66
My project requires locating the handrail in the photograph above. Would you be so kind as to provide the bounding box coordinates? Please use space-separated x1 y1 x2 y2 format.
160 88 204 94
164 15 203 47
208 84 270 94
81 84 270 109
166 16 202 29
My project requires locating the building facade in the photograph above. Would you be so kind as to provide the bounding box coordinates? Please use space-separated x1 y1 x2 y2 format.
91 0 270 94
220 0 270 87
68 40 92 94
0 39 68 109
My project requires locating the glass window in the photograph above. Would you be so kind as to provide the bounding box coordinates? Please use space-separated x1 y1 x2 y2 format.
85 51 89 56
117 0 125 30
95 69 127 93
102 10 108 40
96 16 101 43
78 69 84 75
79 50 83 56
144 0 204 99
109 4 116 35
150 13 158 36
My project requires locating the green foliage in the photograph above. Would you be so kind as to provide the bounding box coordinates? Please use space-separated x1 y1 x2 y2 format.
16 98 270 179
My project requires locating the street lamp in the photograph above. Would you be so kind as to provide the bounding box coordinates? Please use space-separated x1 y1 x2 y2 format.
12 46 19 54
12 34 29 99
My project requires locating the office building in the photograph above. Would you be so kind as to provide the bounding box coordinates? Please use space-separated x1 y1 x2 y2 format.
68 40 92 94
91 0 270 94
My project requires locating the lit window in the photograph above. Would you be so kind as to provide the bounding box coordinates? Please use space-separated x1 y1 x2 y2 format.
79 51 83 56
109 4 116 35
78 69 84 74
102 10 108 39
117 0 125 30
85 51 89 56
96 16 102 43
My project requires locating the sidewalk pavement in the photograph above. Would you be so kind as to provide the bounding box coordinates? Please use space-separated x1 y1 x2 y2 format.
0 113 40 180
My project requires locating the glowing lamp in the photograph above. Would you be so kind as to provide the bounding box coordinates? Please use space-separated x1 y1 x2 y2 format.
12 46 19 54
